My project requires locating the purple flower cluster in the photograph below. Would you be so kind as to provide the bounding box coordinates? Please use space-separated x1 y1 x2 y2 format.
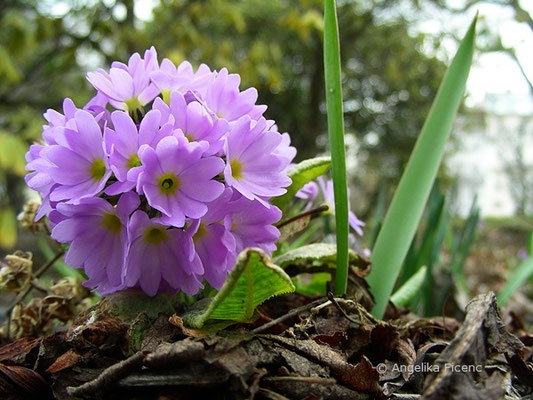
296 177 365 237
26 47 295 296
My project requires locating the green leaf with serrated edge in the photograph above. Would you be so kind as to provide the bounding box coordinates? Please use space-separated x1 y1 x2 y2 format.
273 243 359 270
271 157 331 210
182 248 294 329
367 16 477 318
391 266 427 307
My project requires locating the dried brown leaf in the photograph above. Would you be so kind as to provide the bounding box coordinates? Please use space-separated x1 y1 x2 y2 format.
46 349 83 374
0 337 41 364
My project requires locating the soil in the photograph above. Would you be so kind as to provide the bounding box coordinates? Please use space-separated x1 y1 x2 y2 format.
0 290 532 400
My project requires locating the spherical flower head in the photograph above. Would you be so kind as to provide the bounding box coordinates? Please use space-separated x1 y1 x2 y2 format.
137 135 225 227
50 192 140 293
87 47 160 111
224 117 292 206
25 48 297 297
125 210 203 296
34 110 111 205
104 109 173 195
154 91 228 156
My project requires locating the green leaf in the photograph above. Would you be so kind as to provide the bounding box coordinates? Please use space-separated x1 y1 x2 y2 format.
271 157 331 210
273 243 359 270
450 196 480 295
391 266 427 307
182 248 294 329
0 208 17 249
498 257 533 305
294 272 330 295
324 0 349 296
367 17 477 318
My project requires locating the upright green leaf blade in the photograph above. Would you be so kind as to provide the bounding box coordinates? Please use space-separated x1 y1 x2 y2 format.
182 248 294 329
367 17 477 318
324 0 349 296
498 257 533 305
391 266 428 307
272 157 331 210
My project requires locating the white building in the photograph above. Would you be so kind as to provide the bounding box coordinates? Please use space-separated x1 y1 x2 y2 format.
448 92 533 217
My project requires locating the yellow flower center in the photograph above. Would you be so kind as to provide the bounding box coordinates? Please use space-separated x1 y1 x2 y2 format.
127 154 141 169
184 133 194 142
193 222 208 243
157 173 180 195
101 212 121 234
230 158 244 180
89 159 106 181
143 226 168 245
161 90 171 105
124 97 143 112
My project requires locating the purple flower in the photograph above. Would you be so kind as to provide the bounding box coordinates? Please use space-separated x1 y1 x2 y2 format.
296 181 319 201
25 144 55 220
104 109 173 195
188 188 237 288
51 192 139 293
124 210 203 295
42 98 78 145
204 68 266 122
317 177 365 236
154 91 228 156
137 136 225 227
151 59 214 103
87 47 160 111
36 110 112 204
225 193 282 254
224 117 291 206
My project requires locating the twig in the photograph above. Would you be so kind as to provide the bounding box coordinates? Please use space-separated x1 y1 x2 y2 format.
263 376 336 384
327 291 359 324
275 205 329 229
67 351 147 397
30 279 50 294
258 388 292 400
252 297 329 333
5 249 65 340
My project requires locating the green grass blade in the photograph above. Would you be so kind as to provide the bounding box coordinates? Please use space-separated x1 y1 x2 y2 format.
367 17 477 318
450 197 480 294
498 257 533 305
323 0 349 295
391 266 428 307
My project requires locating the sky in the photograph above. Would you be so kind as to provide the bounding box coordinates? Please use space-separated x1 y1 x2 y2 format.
414 1 533 109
